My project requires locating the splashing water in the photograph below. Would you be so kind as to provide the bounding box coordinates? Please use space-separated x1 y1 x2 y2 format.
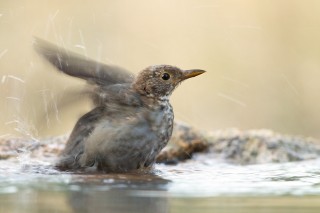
1 152 320 213
1 153 320 197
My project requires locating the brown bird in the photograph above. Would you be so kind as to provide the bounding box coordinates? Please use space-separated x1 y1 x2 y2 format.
34 38 205 172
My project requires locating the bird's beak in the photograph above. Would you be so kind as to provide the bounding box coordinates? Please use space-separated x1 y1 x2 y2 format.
182 69 206 80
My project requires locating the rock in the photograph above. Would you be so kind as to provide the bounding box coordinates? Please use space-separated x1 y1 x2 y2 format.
1 124 320 165
156 122 209 164
0 135 67 160
206 129 320 164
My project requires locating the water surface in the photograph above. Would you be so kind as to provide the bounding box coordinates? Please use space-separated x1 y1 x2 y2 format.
1 154 320 212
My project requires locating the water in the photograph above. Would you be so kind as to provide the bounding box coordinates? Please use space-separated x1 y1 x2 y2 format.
1 154 320 212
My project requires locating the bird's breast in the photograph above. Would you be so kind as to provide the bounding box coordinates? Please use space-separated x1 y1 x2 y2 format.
148 101 174 149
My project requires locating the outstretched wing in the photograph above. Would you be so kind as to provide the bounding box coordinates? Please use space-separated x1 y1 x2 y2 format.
33 37 134 86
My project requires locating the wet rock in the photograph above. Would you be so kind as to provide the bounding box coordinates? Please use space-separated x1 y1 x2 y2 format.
206 129 320 164
156 122 209 164
0 137 30 160
157 127 320 164
0 135 67 160
1 124 320 165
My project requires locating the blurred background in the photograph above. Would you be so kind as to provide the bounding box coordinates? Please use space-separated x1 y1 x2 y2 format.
1 0 320 139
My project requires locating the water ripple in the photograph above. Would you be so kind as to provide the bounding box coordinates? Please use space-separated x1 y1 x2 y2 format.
1 156 320 197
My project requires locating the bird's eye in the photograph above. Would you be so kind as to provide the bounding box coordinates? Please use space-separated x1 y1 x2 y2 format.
161 73 170 80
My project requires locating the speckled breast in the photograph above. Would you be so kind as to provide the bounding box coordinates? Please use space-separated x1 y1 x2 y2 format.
146 100 174 164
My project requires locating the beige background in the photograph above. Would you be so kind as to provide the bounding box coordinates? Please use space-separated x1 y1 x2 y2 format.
1 0 320 139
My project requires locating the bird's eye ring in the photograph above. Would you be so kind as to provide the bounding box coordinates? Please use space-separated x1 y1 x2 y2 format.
161 73 170 80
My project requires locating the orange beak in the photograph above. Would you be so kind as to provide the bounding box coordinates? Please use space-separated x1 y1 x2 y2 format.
182 69 206 80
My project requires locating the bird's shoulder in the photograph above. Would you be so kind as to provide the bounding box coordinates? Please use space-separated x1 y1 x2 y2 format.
91 83 143 107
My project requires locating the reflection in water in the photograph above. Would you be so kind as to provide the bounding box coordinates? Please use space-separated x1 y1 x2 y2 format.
0 160 171 213
68 188 168 213
66 173 170 213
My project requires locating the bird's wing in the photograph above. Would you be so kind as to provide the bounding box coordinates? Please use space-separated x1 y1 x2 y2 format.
33 37 134 86
80 111 158 171
56 106 105 170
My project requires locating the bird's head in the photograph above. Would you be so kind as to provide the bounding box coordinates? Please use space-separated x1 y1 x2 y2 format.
132 65 205 100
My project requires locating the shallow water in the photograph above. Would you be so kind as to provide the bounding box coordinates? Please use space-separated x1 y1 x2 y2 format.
1 154 320 213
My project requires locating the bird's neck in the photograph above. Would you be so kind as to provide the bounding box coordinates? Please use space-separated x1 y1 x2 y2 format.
141 95 170 110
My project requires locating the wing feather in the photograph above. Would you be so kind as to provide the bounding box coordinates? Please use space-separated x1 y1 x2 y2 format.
33 37 134 86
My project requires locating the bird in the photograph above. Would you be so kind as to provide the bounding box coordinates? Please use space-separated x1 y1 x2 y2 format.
34 38 205 172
